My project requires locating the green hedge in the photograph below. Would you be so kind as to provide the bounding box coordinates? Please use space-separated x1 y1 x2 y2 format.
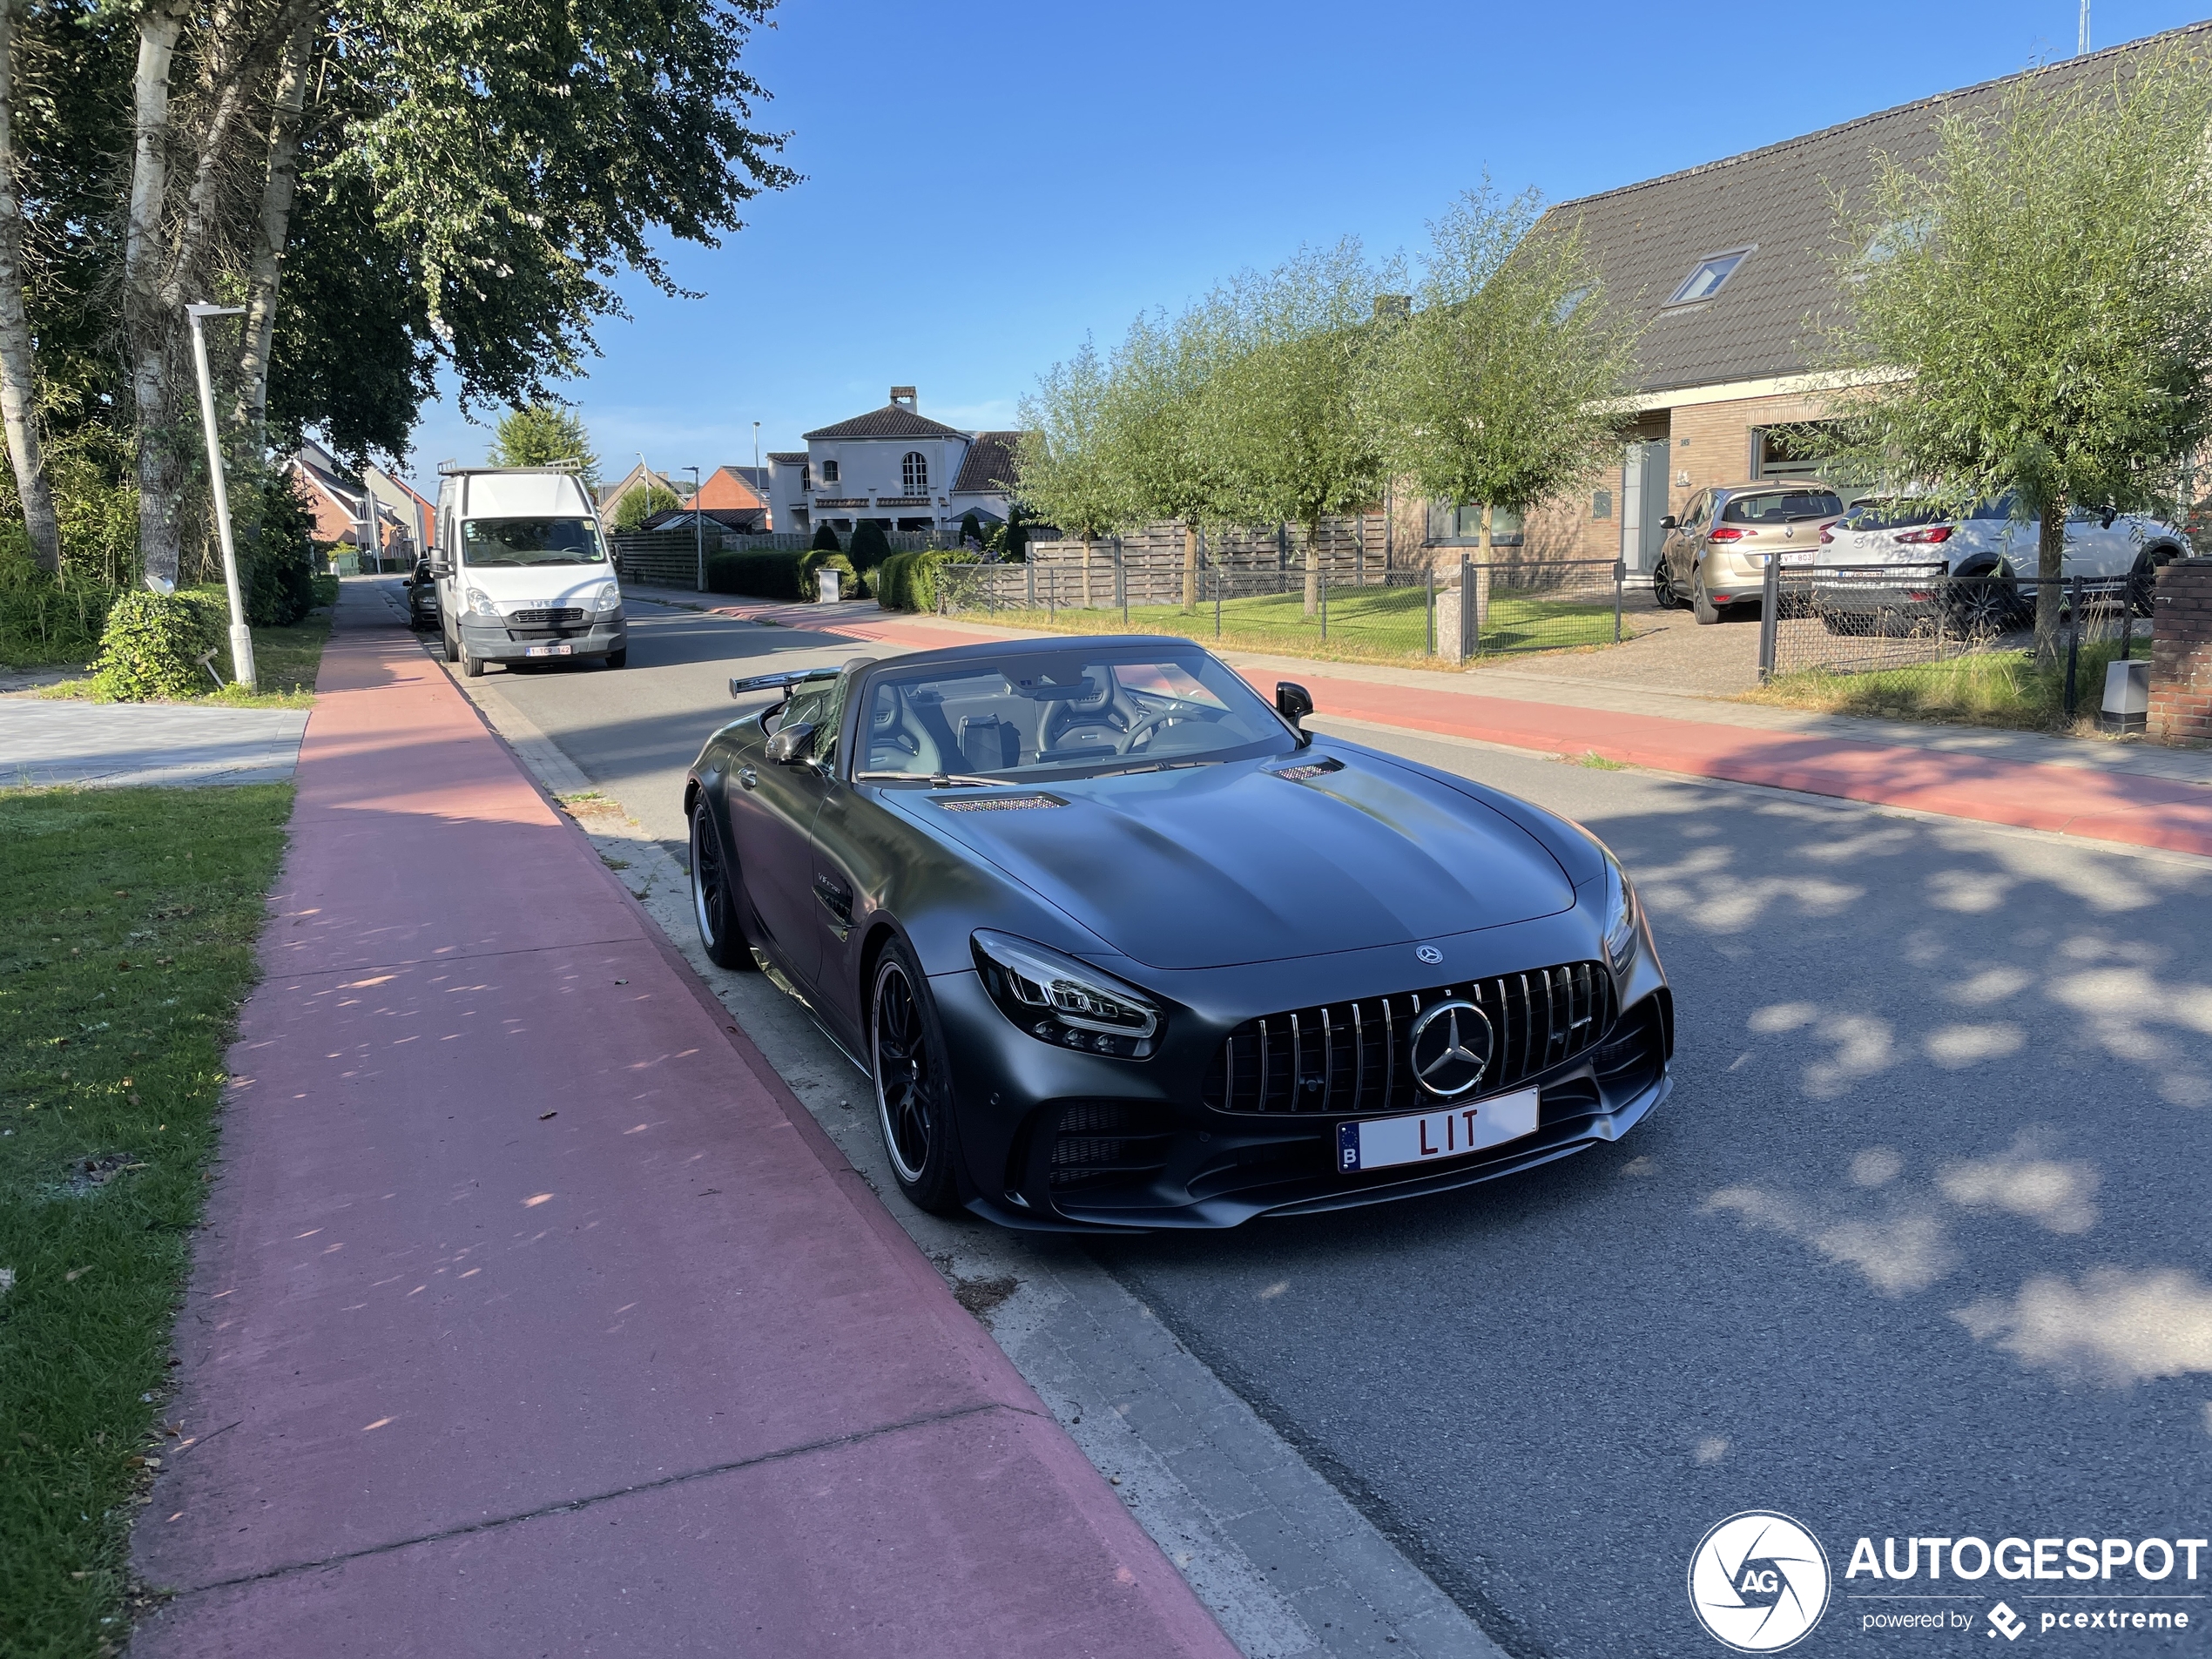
239 473 320 627
875 550 961 612
86 590 226 700
798 548 868 599
706 547 806 601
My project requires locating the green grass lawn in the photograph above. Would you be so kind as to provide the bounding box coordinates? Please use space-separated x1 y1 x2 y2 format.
972 581 1623 665
1745 637 2142 732
0 785 293 1658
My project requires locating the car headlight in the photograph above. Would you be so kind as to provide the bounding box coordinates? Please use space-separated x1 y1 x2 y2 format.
592 582 622 612
464 587 500 618
971 930 1162 1059
1599 847 1639 972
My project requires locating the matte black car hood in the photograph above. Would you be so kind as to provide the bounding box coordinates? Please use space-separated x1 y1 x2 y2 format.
896 753 1575 969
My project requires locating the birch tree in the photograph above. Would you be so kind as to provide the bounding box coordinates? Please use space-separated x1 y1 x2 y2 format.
1814 43 2212 664
0 0 57 570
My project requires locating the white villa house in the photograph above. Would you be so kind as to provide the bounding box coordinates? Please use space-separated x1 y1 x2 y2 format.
765 388 1018 541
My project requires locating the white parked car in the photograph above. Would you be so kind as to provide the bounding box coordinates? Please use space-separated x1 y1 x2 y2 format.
1808 492 2188 633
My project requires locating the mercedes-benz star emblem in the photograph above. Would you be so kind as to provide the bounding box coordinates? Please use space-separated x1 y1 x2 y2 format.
1406 1000 1493 1098
1415 945 1443 965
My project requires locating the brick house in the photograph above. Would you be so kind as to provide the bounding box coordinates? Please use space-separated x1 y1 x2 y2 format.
1499 23 2212 573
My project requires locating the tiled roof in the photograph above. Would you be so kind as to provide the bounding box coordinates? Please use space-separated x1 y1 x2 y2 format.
803 404 969 442
765 451 807 464
952 431 1022 496
1542 24 2212 395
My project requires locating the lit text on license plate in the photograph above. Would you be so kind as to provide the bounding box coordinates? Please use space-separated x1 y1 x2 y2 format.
524 644 573 658
1335 1087 1541 1174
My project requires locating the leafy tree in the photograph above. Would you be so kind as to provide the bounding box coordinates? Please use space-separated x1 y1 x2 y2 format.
1812 44 2212 663
846 517 890 570
1366 183 1636 577
611 482 678 532
489 404 599 484
1097 305 1238 612
958 508 982 547
809 520 841 553
1015 335 1126 578
1204 240 1393 615
997 505 1028 563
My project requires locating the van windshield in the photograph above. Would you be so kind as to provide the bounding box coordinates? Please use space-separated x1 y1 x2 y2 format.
461 517 606 567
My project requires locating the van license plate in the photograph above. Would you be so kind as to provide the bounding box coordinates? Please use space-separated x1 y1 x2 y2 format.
524 644 572 658
1335 1087 1541 1173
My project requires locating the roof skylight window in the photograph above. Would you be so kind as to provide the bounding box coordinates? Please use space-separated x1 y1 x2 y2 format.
1666 246 1753 307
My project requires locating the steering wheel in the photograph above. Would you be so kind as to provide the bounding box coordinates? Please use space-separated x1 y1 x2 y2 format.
1118 707 1188 755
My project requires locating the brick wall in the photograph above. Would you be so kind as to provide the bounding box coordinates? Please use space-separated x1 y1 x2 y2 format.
2148 557 2212 747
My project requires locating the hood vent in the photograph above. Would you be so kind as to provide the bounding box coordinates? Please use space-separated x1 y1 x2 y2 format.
1268 757 1345 782
934 793 1065 813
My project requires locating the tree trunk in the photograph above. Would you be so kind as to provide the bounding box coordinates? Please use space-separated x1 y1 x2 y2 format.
0 0 57 571
1182 522 1196 613
235 7 316 440
1302 523 1318 617
1474 504 1494 635
2033 496 2066 665
125 6 185 589
1080 534 1092 609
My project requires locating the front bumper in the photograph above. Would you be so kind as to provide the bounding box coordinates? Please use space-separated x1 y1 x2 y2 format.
935 919 1675 1232
459 613 627 661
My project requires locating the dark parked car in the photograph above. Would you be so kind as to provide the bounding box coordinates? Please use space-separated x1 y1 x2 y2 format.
685 637 1673 1231
405 558 440 631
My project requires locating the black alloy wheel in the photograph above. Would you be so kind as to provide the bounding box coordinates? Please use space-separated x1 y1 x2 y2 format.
870 942 962 1214
1650 562 1680 610
1943 564 2024 638
690 797 752 970
2130 547 2179 617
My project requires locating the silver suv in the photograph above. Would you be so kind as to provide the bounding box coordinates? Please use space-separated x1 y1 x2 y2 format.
1814 493 2188 630
1654 482 1847 624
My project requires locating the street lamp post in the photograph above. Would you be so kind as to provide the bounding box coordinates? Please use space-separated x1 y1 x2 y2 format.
752 421 761 528
686 464 703 593
185 301 255 691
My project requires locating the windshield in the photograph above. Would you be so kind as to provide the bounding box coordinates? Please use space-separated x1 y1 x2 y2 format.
461 516 607 568
1840 499 1947 531
858 650 1296 781
1722 489 1842 523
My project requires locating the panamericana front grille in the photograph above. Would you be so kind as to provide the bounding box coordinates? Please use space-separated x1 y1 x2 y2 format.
507 607 584 624
1201 961 1614 1116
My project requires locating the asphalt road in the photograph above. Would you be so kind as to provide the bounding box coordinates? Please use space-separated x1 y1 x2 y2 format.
456 597 2212 1659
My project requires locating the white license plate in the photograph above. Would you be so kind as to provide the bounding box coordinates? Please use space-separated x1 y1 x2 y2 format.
524 644 573 658
1779 550 1816 566
1335 1087 1541 1174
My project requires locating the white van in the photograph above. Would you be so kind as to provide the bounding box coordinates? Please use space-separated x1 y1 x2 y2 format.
431 467 627 676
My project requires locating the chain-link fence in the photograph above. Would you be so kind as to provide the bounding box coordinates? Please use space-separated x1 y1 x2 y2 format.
936 548 1631 663
1757 559 2152 720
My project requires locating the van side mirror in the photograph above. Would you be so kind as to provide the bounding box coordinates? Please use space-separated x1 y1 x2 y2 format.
765 722 817 765
1275 681 1313 739
429 560 451 578
1658 515 1679 530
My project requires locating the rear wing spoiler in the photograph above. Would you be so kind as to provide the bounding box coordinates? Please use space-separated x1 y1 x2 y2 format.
728 657 880 704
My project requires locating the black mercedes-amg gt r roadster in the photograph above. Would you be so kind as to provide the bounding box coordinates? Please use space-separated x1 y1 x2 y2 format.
685 636 1672 1231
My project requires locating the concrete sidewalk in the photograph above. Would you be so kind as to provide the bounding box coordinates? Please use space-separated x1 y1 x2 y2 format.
646 588 2212 860
132 585 1236 1657
0 698 307 788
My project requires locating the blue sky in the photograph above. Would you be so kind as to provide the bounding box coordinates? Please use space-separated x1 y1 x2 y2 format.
401 0 2212 491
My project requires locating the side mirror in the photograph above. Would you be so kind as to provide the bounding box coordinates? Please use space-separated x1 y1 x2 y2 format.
429 561 451 579
1275 681 1313 737
1658 515 1679 530
765 722 817 765
2100 508 2118 529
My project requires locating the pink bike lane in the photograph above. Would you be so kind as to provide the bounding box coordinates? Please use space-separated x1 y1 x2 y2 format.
131 589 1236 1658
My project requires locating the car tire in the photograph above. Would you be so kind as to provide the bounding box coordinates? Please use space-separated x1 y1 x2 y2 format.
1651 563 1679 610
2131 546 2179 617
1942 563 2021 637
604 648 627 669
462 643 485 678
442 619 461 664
1690 564 1723 625
869 940 964 1216
689 796 752 971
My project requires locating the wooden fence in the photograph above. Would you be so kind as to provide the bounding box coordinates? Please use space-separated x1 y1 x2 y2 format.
1014 517 1392 609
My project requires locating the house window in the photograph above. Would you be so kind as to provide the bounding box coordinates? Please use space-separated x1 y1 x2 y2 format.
1425 503 1526 545
820 459 840 484
1554 285 1592 325
1591 489 1612 520
799 463 812 492
1666 246 1754 307
1750 424 1841 482
902 451 927 493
